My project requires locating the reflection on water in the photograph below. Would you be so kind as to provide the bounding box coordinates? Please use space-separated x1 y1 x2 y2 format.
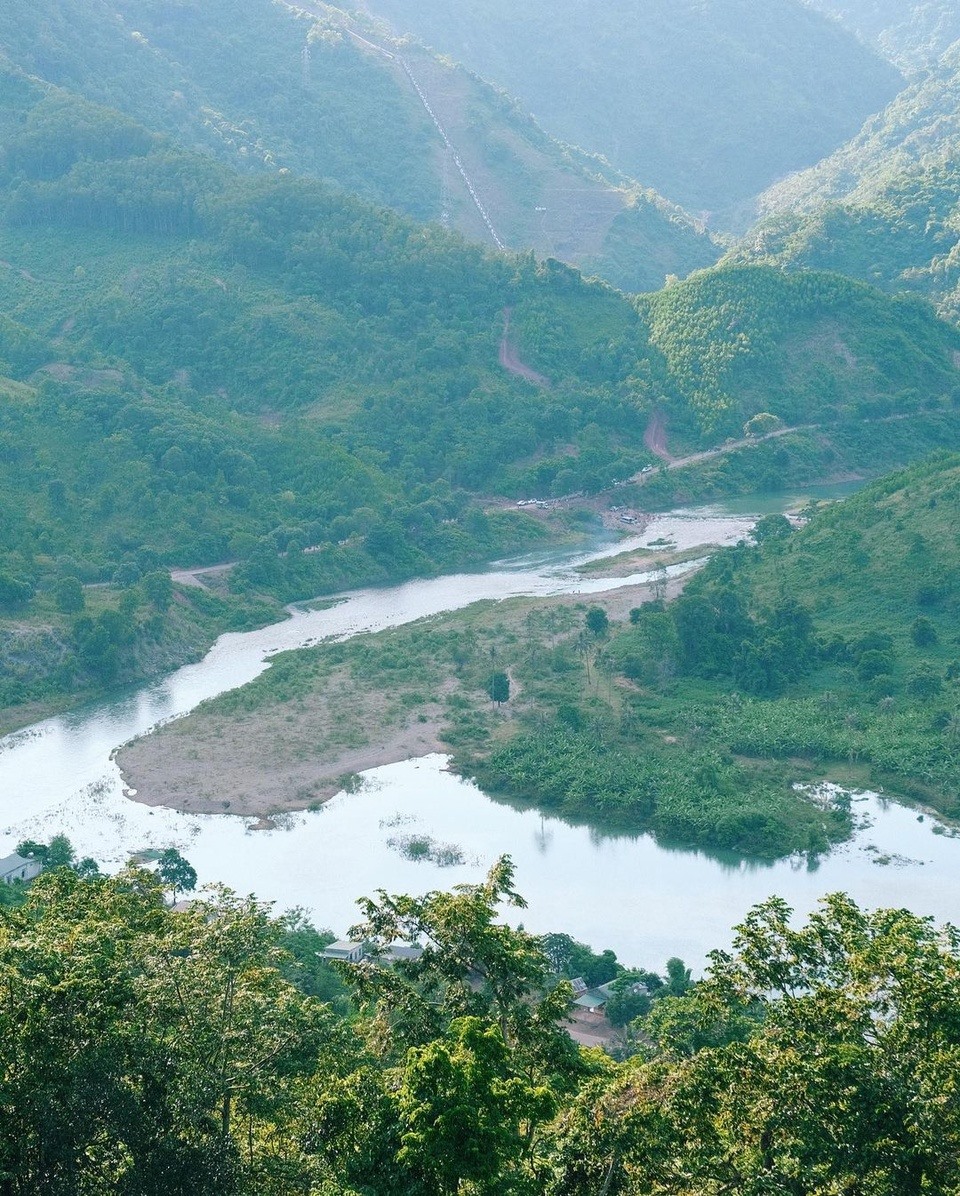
7 754 952 972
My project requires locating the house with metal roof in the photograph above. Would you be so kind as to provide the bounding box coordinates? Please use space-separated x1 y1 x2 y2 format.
0 852 42 885
321 940 365 963
573 990 608 1014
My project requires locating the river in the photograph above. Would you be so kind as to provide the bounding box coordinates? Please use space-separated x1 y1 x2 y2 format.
3 495 959 971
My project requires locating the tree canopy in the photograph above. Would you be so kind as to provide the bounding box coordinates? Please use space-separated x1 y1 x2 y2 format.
2 858 959 1193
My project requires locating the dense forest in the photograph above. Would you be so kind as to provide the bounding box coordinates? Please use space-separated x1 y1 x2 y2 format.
2 856 959 1194
362 0 901 220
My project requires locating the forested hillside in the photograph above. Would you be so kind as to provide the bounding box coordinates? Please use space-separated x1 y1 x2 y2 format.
637 265 960 439
737 43 960 321
3 55 960 719
362 0 902 221
476 454 960 857
0 0 720 290
805 0 960 68
630 453 960 816
4 858 960 1194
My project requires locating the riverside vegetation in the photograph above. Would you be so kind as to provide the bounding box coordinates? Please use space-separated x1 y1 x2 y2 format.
2 855 960 1194
480 453 960 849
128 453 960 860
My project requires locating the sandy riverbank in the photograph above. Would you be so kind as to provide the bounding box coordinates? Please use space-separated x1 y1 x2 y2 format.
119 702 451 819
117 573 684 818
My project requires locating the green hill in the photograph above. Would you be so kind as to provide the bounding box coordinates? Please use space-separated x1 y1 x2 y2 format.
362 0 902 222
0 0 720 292
637 265 960 441
644 452 960 817
3 70 960 718
479 453 960 857
737 45 960 320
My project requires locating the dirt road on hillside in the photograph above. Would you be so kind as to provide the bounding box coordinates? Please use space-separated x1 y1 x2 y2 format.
499 308 550 387
634 415 810 483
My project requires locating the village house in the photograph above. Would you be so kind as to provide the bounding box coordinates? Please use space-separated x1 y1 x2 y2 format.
321 940 365 963
0 852 42 885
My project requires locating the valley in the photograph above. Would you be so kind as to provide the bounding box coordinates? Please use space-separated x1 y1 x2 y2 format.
4 3 960 1186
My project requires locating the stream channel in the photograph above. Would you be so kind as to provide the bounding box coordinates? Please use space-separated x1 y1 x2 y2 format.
3 492 959 970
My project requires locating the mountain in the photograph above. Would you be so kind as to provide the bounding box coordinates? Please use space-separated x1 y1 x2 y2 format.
0 0 720 292
736 45 960 321
804 1 960 69
3 61 960 716
359 0 903 223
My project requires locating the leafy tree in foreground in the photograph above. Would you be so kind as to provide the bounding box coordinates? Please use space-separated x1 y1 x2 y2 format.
396 1016 555 1196
348 856 578 1069
554 894 960 1194
0 867 340 1195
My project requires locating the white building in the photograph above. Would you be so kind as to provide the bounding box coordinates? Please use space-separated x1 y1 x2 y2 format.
0 853 42 885
321 940 365 963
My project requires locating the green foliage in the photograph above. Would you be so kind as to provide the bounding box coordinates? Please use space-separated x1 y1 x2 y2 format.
649 452 960 820
488 670 510 705
155 847 197 901
642 265 960 438
396 1016 555 1195
538 932 621 988
478 725 843 857
15 834 75 869
583 895 960 1194
585 606 609 637
53 575 84 614
458 455 960 853
4 856 960 1194
741 44 960 322
604 973 656 1028
0 0 720 290
0 39 958 727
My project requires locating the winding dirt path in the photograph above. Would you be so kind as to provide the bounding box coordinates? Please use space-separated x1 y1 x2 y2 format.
169 562 236 589
499 308 550 388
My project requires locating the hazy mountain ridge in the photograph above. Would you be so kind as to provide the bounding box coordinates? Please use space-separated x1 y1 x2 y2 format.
0 0 720 292
804 1 960 69
360 0 903 222
737 44 960 320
